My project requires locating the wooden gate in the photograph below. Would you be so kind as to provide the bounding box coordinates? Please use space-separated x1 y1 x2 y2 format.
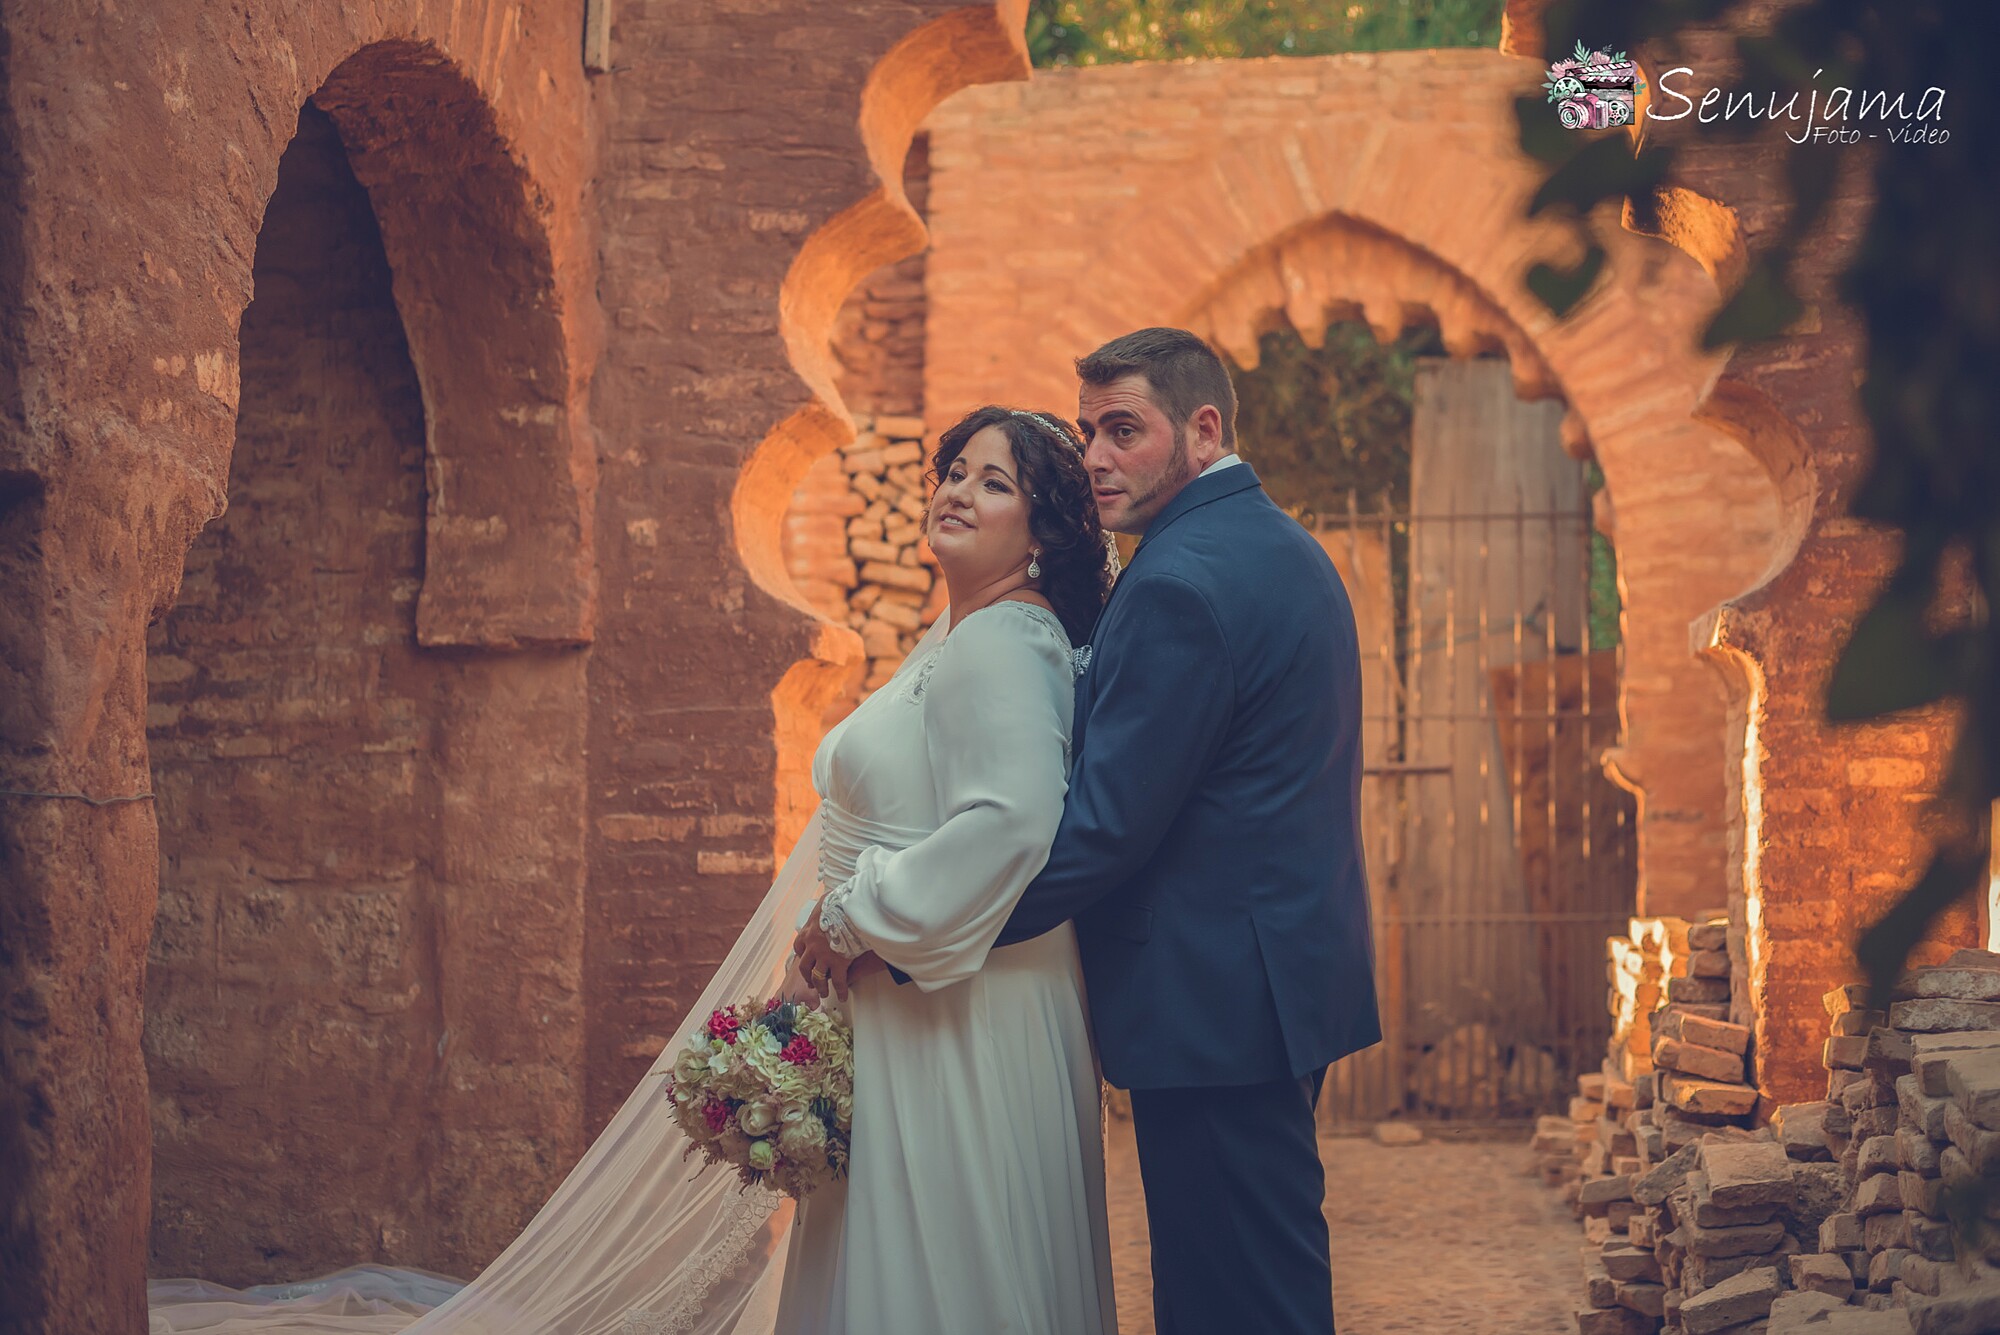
1313 360 1637 1125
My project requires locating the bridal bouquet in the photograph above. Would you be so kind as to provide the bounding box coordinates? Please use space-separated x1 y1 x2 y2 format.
663 995 854 1198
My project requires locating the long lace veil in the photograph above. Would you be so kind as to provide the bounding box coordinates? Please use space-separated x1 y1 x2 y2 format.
148 612 955 1335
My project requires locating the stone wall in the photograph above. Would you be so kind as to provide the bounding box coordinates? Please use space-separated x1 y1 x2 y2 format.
0 2 1026 1328
142 103 580 1281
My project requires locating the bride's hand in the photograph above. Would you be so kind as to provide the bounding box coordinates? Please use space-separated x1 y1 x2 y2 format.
778 955 818 1007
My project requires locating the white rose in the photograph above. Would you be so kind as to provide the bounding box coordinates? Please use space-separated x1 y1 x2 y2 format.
779 1115 828 1159
737 1095 783 1138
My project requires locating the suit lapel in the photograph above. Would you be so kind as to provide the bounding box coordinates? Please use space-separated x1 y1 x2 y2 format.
1091 461 1263 631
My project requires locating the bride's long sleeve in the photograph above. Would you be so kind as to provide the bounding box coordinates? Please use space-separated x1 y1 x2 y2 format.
820 606 1073 990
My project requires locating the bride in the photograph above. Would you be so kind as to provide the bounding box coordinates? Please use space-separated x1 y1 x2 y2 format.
148 406 1120 1335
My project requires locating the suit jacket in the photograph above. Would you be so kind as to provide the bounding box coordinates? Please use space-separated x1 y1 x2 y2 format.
992 461 1381 1090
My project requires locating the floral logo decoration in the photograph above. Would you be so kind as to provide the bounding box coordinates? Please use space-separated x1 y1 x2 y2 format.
1544 40 1646 130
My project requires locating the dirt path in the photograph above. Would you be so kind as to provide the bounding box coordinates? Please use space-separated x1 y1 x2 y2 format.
1105 1119 1580 1335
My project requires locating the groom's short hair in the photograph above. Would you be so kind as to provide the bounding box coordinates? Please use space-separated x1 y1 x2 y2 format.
1075 327 1238 452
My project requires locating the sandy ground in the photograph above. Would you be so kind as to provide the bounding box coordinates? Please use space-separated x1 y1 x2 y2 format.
1104 1118 1581 1335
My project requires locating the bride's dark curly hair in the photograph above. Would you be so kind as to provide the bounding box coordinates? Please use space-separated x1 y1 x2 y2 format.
929 405 1115 645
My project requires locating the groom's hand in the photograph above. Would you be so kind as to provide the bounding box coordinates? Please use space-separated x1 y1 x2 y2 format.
794 903 885 1001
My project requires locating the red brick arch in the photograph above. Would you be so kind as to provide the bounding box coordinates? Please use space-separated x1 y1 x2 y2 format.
922 50 1787 916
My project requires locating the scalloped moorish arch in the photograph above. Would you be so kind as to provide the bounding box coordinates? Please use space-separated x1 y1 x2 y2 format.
730 2 1031 857
922 50 1785 916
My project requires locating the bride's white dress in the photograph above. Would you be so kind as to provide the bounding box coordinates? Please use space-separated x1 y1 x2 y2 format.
144 601 1114 1335
775 599 1115 1335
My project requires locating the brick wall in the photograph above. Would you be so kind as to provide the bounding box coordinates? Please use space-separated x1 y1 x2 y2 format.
0 2 1024 1328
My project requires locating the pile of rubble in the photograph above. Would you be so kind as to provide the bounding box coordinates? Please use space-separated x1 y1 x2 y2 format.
1539 932 2000 1333
1531 913 1757 1200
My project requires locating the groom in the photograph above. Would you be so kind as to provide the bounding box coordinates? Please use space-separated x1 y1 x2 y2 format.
806 327 1380 1334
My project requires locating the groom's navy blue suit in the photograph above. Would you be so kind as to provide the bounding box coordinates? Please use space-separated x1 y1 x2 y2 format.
997 458 1380 1334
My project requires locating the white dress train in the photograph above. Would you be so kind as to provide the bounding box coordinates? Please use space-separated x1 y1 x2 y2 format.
144 602 1114 1335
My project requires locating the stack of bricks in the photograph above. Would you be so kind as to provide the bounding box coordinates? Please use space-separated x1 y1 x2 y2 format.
1534 915 1755 1191
785 413 947 693
1549 913 1785 1333
1757 948 2000 1331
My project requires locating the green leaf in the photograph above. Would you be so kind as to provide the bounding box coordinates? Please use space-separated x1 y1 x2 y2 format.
1529 137 1672 218
1528 245 1606 317
1514 94 1580 167
1702 259 1805 348
1856 848 1986 1012
1826 580 1961 721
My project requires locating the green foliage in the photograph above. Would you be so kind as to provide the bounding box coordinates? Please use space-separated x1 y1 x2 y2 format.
1027 0 1503 67
1234 325 1624 653
1584 463 1621 653
1517 2 1995 1017
1231 322 1439 519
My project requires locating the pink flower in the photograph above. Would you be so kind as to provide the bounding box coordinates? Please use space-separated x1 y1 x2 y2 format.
703 1098 733 1133
781 1035 819 1065
707 1009 741 1044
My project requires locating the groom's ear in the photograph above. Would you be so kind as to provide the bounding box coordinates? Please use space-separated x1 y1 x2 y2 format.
1188 403 1226 468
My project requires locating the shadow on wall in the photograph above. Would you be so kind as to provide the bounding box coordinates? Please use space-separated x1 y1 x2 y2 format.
144 98 589 1286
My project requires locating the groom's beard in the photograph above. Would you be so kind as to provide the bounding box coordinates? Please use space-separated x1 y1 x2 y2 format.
1118 433 1195 534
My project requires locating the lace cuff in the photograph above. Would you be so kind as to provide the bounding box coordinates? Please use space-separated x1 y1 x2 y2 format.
816 879 869 960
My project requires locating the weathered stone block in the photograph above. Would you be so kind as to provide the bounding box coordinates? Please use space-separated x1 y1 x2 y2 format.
1825 1035 1871 1070
1864 1210 1914 1252
1680 1266 1783 1335
1855 1172 1905 1216
1663 1074 1759 1117
1864 1027 1914 1071
1907 1211 1955 1262
1899 1170 1943 1219
1820 1212 1863 1251
1773 1102 1837 1162
1857 1134 1902 1179
1616 1280 1667 1317
1683 1242 1795 1297
1684 1217 1789 1259
1889 999 2000 1034
1635 1142 1703 1207
1868 1247 1914 1292
1575 1306 1655 1335
1689 949 1731 979
1788 1251 1855 1297
1896 1127 1942 1177
1900 967 2000 1003
1603 1242 1664 1284
1944 1048 2000 1130
1702 1141 1797 1211
1661 1038 1750 1084
1669 975 1732 1006
1910 1277 2000 1334
1898 1073 1950 1140
1585 1245 1618 1307
1680 922 1723 953
1581 1174 1637 1208
1854 1106 1900 1138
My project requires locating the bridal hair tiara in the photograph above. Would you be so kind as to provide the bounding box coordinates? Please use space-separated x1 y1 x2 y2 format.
1000 410 1119 576
1011 408 1082 450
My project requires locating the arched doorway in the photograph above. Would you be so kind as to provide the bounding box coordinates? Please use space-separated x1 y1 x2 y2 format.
144 44 595 1282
